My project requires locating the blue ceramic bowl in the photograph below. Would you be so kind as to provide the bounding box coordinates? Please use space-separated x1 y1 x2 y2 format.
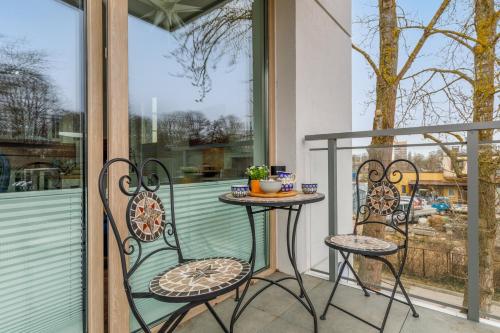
302 183 318 194
231 185 249 198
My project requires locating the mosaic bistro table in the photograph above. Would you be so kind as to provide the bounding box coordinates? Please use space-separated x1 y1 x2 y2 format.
219 192 325 333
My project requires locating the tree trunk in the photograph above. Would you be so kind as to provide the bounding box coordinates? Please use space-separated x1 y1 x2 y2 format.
358 0 399 286
463 0 497 314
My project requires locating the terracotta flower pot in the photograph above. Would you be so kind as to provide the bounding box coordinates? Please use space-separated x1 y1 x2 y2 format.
250 179 261 193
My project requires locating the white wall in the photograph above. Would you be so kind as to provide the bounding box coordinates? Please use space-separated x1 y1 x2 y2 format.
274 0 352 275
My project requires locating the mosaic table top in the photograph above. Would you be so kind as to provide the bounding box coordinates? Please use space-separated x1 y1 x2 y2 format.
219 192 325 207
149 257 251 301
325 234 398 256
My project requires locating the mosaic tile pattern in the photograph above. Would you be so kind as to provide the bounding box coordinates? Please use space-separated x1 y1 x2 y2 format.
127 191 166 242
366 181 400 215
325 234 398 255
150 257 251 299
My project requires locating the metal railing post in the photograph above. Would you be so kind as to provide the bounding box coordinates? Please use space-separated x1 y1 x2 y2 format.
328 138 338 281
466 130 480 321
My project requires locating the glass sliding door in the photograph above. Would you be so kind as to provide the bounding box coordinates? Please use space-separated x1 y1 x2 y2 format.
127 0 267 329
0 1 86 332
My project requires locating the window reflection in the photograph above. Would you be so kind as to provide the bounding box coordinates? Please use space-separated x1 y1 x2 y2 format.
0 0 84 192
0 1 85 333
129 0 262 183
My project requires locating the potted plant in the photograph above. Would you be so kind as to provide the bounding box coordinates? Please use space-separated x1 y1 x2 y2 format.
246 165 269 193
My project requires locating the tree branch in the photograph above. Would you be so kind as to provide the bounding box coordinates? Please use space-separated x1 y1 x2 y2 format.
403 68 474 85
352 43 380 77
423 133 465 178
397 0 451 82
445 132 465 143
403 25 479 48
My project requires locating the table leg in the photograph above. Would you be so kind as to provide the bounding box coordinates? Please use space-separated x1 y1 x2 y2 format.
230 206 256 332
230 205 317 333
286 205 318 333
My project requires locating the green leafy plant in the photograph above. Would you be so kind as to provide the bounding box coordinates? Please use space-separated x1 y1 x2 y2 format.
245 165 269 180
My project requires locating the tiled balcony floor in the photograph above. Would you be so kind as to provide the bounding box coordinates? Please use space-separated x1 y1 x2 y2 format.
177 272 497 333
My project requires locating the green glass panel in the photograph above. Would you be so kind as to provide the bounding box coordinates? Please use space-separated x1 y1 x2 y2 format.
0 1 85 332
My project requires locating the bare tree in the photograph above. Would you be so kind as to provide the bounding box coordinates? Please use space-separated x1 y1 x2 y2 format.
0 41 61 141
158 110 209 145
170 0 253 101
400 0 499 313
354 0 451 286
156 111 246 146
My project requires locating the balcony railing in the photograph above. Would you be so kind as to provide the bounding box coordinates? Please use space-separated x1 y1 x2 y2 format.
305 120 500 323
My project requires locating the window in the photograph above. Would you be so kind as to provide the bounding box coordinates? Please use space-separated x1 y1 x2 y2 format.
0 1 85 332
127 0 267 329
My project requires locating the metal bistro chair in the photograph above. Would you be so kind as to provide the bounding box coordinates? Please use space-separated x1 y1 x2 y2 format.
99 158 251 333
320 159 420 332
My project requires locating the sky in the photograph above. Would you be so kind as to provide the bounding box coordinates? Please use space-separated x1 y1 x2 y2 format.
1 0 496 151
128 12 254 123
0 0 84 113
352 0 465 131
350 0 493 148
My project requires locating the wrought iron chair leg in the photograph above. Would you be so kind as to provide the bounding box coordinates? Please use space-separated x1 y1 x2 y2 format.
205 302 229 333
320 257 348 320
375 255 419 324
379 270 399 333
234 288 240 302
396 277 419 318
166 311 188 333
339 251 370 297
158 307 189 333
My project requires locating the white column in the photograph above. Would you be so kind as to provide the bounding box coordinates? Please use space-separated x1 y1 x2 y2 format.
274 0 352 275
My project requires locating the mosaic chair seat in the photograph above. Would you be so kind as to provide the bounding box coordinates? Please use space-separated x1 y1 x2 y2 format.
99 158 251 333
320 159 420 333
324 234 398 256
150 257 250 302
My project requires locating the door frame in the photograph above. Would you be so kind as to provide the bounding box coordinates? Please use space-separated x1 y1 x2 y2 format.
86 0 105 332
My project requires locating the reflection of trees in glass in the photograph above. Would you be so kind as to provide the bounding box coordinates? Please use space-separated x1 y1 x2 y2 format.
171 0 253 101
156 111 249 146
0 40 62 141
158 111 209 145
0 39 82 191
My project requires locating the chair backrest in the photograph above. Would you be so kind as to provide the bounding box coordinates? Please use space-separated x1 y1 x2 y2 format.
98 157 183 289
354 159 419 237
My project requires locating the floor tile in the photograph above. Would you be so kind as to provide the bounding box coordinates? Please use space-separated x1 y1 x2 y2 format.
256 317 313 333
282 281 408 333
175 273 498 333
400 306 499 333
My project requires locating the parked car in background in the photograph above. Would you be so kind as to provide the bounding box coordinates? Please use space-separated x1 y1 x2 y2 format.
393 196 437 223
431 197 451 213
